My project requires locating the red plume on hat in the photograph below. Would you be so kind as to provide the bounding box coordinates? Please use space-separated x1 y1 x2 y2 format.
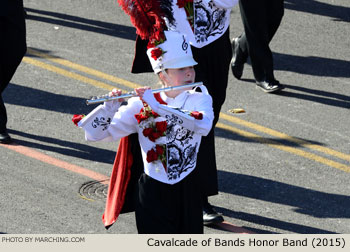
117 0 174 40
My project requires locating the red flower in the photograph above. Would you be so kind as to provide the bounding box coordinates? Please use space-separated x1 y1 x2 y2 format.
156 145 164 156
156 31 165 41
177 0 193 8
135 107 149 123
151 111 160 117
147 30 166 49
146 149 158 163
190 111 203 120
176 0 186 8
147 41 155 49
143 128 153 137
146 144 167 171
152 131 161 139
152 30 165 44
155 121 167 133
151 48 163 60
176 0 194 31
135 113 147 124
72 114 85 126
146 131 159 142
135 104 160 124
143 121 166 142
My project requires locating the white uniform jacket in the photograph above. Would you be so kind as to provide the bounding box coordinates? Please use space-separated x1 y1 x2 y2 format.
169 0 238 48
80 87 214 185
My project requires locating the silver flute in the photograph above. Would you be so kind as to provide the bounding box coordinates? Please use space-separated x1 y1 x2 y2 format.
86 82 203 105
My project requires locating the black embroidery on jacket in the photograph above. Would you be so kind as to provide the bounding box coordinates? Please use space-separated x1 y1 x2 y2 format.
166 121 196 180
194 0 227 42
165 113 184 125
92 117 111 131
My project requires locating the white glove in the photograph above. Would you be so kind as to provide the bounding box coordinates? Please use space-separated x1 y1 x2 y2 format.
102 89 122 113
142 89 160 112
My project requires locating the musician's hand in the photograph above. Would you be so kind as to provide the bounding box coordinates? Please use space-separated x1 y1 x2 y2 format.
135 87 160 111
103 88 123 112
135 86 151 99
109 89 125 103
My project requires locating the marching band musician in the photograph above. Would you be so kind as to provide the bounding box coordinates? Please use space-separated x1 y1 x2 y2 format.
74 31 214 233
131 0 239 224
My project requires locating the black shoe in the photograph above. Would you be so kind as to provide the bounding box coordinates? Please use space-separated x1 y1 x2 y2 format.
256 79 284 93
231 37 245 80
203 203 224 226
0 131 12 144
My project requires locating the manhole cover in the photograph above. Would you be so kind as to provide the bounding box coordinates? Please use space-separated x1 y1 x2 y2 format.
78 180 109 201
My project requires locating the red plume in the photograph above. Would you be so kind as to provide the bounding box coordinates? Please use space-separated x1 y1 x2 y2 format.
117 0 166 40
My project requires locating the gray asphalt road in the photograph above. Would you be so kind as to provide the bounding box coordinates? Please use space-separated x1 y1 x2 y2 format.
1 0 349 234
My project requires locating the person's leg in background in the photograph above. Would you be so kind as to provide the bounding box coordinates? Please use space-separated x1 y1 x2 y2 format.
264 0 284 82
231 32 248 80
0 12 26 143
231 0 284 93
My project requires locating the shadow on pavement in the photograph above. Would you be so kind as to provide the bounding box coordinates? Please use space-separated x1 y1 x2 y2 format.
214 126 325 147
232 53 350 109
7 129 117 165
4 82 119 164
275 88 350 110
234 78 350 110
213 206 336 234
24 7 136 40
275 53 350 78
285 0 350 23
4 83 97 115
218 170 350 219
205 220 271 234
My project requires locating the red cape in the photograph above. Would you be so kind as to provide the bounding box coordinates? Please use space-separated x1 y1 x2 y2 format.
102 136 133 229
102 93 166 229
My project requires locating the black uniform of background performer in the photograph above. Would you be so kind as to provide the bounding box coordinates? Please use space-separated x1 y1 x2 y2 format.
0 0 27 143
231 0 285 93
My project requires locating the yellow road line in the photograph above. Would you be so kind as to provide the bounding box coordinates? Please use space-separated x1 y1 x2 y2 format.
22 56 128 93
27 49 349 162
22 52 350 173
216 122 350 173
220 113 350 162
27 48 140 89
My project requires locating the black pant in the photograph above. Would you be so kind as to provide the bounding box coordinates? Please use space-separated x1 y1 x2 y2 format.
192 28 232 197
0 16 26 132
238 0 284 82
135 170 203 234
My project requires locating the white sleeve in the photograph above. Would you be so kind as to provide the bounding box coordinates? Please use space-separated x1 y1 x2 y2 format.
141 89 213 135
106 99 140 140
190 93 214 136
83 99 140 142
156 94 214 136
156 104 196 131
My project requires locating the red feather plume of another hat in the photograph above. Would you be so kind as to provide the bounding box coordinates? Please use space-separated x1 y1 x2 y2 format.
117 0 172 40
